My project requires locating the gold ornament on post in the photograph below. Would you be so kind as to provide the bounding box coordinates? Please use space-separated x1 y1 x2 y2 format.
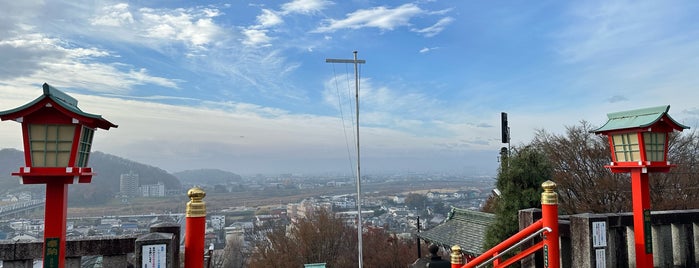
186 187 206 217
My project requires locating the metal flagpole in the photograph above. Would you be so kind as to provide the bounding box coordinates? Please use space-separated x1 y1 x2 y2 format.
326 51 366 268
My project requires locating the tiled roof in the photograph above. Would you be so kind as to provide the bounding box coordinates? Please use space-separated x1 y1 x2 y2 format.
592 105 688 133
417 207 494 256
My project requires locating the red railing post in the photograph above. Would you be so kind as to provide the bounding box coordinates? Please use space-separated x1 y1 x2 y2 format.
451 245 464 268
541 180 559 268
463 180 559 268
463 220 543 267
185 187 207 268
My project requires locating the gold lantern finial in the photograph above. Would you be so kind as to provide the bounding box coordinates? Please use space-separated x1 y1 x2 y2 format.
186 186 206 217
541 180 558 205
451 245 464 264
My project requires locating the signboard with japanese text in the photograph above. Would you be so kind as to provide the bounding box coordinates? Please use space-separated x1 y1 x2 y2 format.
595 248 606 268
592 221 607 248
44 237 60 268
142 244 167 268
643 210 653 253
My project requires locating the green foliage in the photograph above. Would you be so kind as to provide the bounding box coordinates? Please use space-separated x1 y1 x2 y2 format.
430 201 449 216
404 193 428 210
483 146 552 250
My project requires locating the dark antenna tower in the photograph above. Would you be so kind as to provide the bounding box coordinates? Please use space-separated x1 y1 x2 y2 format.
501 112 510 166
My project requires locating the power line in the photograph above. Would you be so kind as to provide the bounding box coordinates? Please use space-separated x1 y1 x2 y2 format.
330 63 356 176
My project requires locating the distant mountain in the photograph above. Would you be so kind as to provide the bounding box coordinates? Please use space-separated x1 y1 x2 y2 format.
173 169 242 186
0 148 23 178
0 149 181 205
0 149 28 197
88 151 181 191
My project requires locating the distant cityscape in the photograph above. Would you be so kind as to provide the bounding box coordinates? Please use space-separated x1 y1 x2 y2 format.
0 171 495 260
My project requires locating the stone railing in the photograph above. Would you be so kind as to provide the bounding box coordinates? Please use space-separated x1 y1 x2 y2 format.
519 208 699 268
0 235 136 267
0 223 180 268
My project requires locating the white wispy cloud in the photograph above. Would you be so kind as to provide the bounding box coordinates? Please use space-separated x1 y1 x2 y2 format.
419 47 440 53
242 28 273 47
241 0 332 47
281 0 333 15
412 16 454 37
322 75 483 140
556 1 676 63
0 1 236 95
89 4 223 51
87 2 305 100
256 9 284 28
554 0 699 113
91 3 134 27
139 7 222 48
315 3 423 32
0 33 179 93
102 93 199 102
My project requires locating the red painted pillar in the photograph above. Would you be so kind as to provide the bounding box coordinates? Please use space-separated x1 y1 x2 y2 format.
43 183 68 268
185 187 207 268
541 180 559 268
631 169 653 268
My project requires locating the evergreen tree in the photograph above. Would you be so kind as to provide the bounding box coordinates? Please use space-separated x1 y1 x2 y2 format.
483 145 552 251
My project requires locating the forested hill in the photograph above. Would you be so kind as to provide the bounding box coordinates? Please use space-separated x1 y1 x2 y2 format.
0 148 181 205
88 151 182 191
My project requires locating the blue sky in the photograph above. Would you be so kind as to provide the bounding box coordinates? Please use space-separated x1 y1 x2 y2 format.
1 0 699 175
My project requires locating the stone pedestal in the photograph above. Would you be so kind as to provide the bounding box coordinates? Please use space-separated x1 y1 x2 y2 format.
150 222 181 268
136 232 177 268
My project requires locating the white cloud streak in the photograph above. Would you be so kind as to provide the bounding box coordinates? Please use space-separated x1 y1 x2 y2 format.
0 33 179 93
241 0 332 47
281 0 333 15
419 47 440 53
555 1 684 63
315 3 423 32
553 0 699 113
242 29 273 47
91 3 134 27
256 9 283 28
412 16 454 37
321 75 496 144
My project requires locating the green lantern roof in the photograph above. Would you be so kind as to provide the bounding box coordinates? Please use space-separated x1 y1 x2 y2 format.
0 83 117 130
593 105 689 133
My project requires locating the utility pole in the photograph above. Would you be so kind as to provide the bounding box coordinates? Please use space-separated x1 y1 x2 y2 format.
326 51 366 268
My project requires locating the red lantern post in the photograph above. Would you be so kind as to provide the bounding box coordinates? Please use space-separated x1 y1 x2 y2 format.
593 105 688 268
185 187 207 268
0 83 116 268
